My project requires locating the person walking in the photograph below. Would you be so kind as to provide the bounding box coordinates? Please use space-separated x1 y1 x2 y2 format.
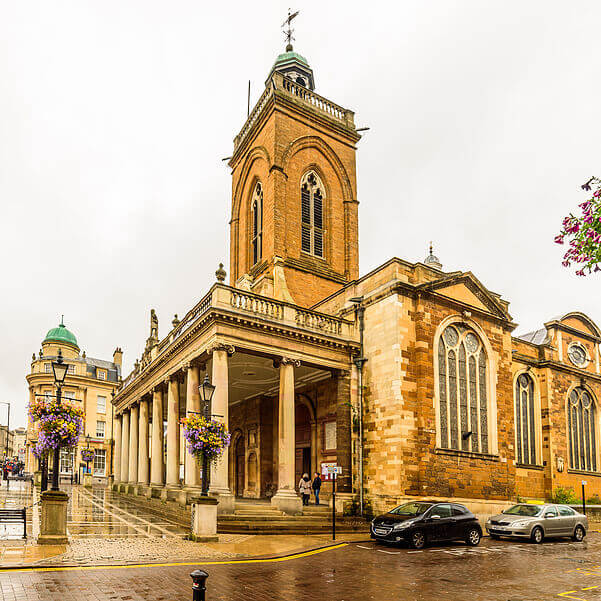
298 473 311 506
312 472 322 505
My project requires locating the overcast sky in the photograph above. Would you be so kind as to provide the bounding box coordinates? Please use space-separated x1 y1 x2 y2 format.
1 1 600 428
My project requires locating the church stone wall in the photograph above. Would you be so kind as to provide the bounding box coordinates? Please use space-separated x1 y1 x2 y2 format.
361 287 517 515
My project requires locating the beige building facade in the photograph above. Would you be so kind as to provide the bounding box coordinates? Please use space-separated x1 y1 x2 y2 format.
25 321 120 483
111 43 601 517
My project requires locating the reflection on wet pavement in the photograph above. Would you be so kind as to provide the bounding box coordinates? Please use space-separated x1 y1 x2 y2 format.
66 485 188 539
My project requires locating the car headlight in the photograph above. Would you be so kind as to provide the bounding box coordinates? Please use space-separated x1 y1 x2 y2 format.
512 520 531 528
393 520 415 530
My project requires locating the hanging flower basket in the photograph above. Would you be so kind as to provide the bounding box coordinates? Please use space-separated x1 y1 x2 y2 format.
28 397 84 450
81 448 95 463
181 415 230 463
32 439 50 459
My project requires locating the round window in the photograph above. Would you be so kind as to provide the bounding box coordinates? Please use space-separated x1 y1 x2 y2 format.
568 343 588 367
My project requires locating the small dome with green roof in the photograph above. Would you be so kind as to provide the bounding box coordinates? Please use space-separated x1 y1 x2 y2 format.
43 319 79 349
266 44 315 90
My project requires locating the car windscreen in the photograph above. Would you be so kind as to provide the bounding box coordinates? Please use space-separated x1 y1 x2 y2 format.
389 502 433 516
502 504 542 517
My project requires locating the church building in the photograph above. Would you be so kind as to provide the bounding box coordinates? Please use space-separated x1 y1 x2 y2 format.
111 39 601 517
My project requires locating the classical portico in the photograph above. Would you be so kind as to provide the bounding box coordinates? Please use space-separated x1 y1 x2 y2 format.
112 285 358 514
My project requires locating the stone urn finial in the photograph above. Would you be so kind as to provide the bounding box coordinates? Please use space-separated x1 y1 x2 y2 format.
215 263 226 283
172 314 180 329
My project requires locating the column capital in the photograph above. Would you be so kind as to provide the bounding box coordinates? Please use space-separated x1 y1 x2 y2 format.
336 368 351 378
210 343 235 356
273 357 301 368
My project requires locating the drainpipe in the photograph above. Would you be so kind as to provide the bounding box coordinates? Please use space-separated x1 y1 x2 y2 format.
350 297 366 517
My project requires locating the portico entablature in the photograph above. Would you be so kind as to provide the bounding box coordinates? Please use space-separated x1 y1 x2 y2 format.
114 284 358 412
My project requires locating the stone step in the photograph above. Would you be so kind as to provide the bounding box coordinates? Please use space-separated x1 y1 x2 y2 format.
217 522 368 534
221 515 331 523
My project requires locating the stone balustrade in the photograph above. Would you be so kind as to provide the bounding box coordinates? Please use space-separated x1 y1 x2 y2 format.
119 284 355 393
234 72 355 151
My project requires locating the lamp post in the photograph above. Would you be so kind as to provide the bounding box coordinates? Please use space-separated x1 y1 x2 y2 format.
50 349 69 491
85 434 91 478
198 375 216 497
0 402 10 482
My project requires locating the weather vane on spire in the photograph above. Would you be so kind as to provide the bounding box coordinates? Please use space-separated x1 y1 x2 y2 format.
282 9 299 51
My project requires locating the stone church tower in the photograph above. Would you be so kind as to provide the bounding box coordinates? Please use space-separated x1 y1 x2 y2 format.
228 44 361 307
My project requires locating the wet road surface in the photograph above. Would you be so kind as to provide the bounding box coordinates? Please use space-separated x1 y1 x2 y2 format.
4 534 601 600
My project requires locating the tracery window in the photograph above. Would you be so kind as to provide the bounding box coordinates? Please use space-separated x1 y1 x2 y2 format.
251 182 263 265
437 324 490 453
568 387 597 471
301 171 324 258
515 373 537 465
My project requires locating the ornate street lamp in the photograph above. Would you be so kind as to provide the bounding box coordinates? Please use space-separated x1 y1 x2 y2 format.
198 375 216 496
50 349 68 491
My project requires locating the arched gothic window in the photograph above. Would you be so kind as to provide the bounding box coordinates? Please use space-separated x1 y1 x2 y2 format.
568 387 597 472
437 324 489 453
515 374 536 465
251 182 263 265
301 171 324 258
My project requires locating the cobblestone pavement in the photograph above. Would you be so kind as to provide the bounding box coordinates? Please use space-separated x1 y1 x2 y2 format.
4 535 601 600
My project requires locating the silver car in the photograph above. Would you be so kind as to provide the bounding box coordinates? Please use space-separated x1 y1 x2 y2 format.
486 503 588 544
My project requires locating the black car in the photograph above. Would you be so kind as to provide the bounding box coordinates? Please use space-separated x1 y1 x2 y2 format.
370 501 482 549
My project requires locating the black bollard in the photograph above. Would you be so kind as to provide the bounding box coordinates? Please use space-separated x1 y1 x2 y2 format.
190 569 209 601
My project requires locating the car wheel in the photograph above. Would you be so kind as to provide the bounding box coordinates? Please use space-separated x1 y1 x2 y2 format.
465 528 481 546
573 525 586 542
410 530 426 550
530 526 544 544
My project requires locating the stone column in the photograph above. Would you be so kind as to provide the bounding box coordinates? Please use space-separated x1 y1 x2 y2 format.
128 404 139 489
164 375 180 499
184 363 201 490
113 413 122 487
336 371 352 494
138 398 150 491
209 345 235 514
120 410 130 489
150 387 165 492
271 357 302 515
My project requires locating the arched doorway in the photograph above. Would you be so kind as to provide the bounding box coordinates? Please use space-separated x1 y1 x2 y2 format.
295 402 312 484
235 435 245 497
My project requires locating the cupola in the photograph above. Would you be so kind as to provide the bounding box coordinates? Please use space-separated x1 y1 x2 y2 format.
43 318 79 350
266 46 315 90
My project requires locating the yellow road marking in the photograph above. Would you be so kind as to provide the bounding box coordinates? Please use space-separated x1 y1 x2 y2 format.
0 543 349 574
582 586 599 590
558 591 586 600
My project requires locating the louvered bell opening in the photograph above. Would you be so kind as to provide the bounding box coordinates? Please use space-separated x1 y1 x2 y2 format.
302 225 311 253
301 187 311 225
314 229 323 257
313 190 323 229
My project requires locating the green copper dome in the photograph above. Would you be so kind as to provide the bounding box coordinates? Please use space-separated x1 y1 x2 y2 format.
272 50 310 69
43 322 79 349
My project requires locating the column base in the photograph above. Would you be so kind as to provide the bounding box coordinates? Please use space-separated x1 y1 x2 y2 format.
271 489 302 515
177 487 203 507
135 484 150 497
160 485 180 502
126 483 137 495
330 492 354 514
208 489 235 515
38 490 69 545
150 485 164 499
